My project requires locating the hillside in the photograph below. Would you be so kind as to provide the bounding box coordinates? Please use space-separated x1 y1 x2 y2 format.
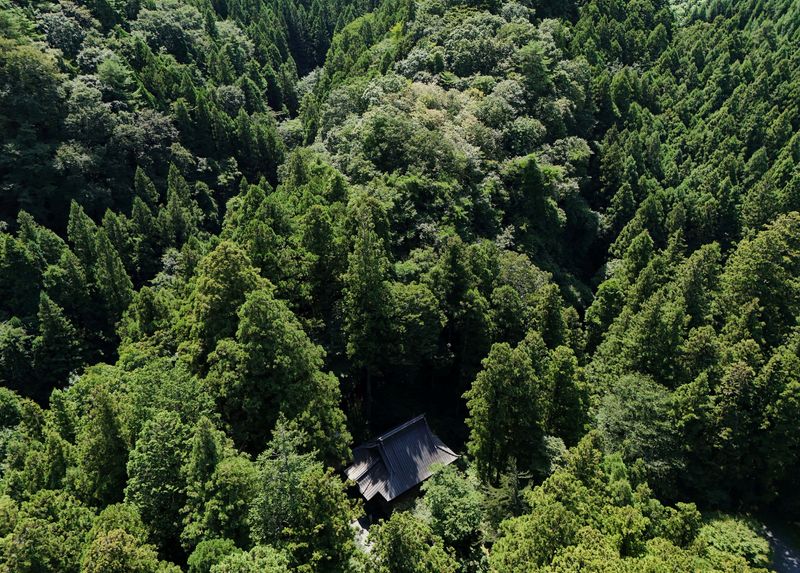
0 0 798 570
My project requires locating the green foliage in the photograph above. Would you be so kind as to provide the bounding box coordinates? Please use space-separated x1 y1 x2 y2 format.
490 490 580 571
0 0 797 569
181 418 257 550
544 346 588 446
0 388 22 429
187 538 238 573
342 202 391 374
418 464 483 557
89 503 150 545
0 490 95 573
597 374 683 490
0 320 34 397
464 340 544 483
368 511 459 573
125 410 190 554
696 515 772 569
249 418 357 572
206 286 350 459
179 241 263 368
81 529 164 573
716 212 800 347
31 293 82 396
209 545 291 573
489 435 767 573
386 281 444 366
74 383 128 507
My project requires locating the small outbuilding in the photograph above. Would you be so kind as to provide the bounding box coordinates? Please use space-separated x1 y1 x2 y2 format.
345 414 458 515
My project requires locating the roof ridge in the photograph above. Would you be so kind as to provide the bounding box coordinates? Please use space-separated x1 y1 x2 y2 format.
376 413 427 442
434 443 458 457
375 442 392 476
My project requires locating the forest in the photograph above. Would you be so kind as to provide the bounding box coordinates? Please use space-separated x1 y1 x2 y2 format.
0 0 799 569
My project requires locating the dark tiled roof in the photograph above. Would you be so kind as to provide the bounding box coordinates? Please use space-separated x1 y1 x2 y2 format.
344 415 458 502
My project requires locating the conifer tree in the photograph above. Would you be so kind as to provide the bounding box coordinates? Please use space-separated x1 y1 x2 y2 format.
81 529 164 573
342 206 391 421
133 167 159 208
368 512 458 573
44 249 91 324
32 293 82 399
74 383 128 507
130 198 159 282
544 346 587 446
93 228 134 330
207 287 349 460
249 418 356 571
67 201 98 272
181 417 254 550
180 241 262 368
125 411 189 556
0 235 43 319
0 320 34 395
464 342 543 483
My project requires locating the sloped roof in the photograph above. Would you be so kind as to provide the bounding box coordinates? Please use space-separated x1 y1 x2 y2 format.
344 415 458 502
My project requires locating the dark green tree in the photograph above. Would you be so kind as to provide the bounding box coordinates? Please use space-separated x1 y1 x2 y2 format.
248 418 357 572
125 410 190 556
464 341 543 483
342 206 391 422
32 293 82 399
368 511 458 573
74 384 128 507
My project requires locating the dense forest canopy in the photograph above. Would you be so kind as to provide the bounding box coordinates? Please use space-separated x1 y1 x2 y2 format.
0 0 799 569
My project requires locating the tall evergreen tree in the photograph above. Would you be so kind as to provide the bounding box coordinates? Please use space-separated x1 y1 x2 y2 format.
74 383 128 507
249 418 356 572
125 411 190 557
32 293 82 399
464 341 543 483
179 241 263 368
342 206 390 422
66 202 98 273
206 287 349 459
93 228 134 342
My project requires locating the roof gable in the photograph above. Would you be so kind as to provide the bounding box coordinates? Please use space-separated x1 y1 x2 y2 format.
344 415 458 502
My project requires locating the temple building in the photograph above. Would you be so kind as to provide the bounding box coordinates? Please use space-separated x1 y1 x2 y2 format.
344 414 459 515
